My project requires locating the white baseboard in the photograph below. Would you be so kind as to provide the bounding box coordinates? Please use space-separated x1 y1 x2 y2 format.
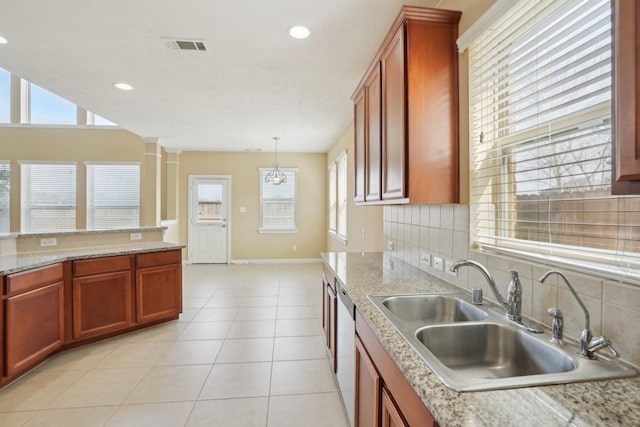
230 258 322 264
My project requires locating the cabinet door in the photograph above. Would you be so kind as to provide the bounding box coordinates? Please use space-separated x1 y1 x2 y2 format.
355 335 381 427
5 282 64 377
354 87 367 203
382 388 409 427
324 283 337 373
613 0 640 193
381 25 406 201
136 263 182 324
72 271 133 340
366 63 382 202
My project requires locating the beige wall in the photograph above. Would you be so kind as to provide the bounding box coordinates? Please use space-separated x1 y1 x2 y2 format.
0 126 155 231
326 123 383 253
178 151 327 261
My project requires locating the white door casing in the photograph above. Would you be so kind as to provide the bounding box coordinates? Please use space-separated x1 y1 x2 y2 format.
188 175 231 264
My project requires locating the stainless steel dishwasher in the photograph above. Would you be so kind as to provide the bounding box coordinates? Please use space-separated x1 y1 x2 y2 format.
336 280 355 427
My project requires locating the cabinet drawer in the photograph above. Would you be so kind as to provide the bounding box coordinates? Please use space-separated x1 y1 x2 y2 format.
73 255 131 277
136 249 181 268
5 263 64 296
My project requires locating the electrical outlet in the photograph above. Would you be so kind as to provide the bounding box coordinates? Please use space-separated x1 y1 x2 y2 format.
40 238 57 247
421 252 430 264
130 233 142 241
292 245 297 251
432 256 444 271
387 240 394 251
445 259 457 276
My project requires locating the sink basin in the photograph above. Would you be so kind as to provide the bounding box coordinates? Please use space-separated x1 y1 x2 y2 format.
371 293 487 324
416 323 576 379
368 292 637 391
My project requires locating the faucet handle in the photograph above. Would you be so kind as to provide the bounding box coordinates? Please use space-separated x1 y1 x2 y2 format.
589 336 620 358
547 307 564 343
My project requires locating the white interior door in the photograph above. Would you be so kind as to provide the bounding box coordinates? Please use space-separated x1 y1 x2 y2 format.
189 177 229 263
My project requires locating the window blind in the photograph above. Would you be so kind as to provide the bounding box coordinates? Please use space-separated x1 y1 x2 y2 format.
337 152 348 239
0 162 9 233
470 0 640 278
21 162 76 232
260 169 297 232
87 163 140 229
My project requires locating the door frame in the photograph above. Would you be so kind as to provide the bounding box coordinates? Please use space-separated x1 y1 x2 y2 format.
187 174 232 264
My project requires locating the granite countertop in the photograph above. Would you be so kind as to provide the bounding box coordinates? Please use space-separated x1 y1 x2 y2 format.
0 241 184 275
322 251 640 427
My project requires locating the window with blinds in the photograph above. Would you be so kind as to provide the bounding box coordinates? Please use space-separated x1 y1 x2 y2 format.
0 162 9 233
87 163 140 229
21 162 76 232
328 162 337 233
259 168 297 233
469 0 640 278
328 151 348 241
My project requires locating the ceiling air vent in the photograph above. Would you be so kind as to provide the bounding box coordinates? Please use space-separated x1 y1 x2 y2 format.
165 39 207 52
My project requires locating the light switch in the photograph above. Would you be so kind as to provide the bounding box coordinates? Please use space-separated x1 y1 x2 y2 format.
240 207 246 213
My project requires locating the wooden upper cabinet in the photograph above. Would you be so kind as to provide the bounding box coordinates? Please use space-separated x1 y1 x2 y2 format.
613 0 640 194
351 6 461 205
381 26 406 201
366 63 383 201
354 87 367 203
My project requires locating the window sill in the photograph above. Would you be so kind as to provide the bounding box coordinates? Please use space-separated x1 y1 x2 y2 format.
329 231 347 245
258 228 298 234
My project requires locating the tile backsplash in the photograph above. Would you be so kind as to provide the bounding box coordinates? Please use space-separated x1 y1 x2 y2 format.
384 204 640 367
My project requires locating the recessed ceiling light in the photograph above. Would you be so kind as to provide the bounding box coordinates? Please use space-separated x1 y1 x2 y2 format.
113 82 134 91
0 36 8 45
289 25 310 39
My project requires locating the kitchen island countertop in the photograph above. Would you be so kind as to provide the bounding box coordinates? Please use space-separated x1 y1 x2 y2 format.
0 241 183 275
322 251 640 427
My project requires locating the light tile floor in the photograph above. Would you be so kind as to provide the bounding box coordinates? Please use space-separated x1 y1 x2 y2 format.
0 263 350 427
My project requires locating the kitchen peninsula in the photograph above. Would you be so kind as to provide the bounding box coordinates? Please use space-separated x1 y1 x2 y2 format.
0 227 183 389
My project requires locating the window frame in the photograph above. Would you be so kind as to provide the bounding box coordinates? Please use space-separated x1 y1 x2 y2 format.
0 161 10 233
466 0 640 282
20 161 77 233
86 162 141 230
328 150 348 243
258 167 298 234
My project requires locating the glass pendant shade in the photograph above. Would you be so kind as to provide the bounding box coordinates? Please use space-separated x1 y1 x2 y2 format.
265 137 287 185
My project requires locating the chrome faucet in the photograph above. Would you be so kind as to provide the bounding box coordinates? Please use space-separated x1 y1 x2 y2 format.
539 270 619 359
450 260 542 332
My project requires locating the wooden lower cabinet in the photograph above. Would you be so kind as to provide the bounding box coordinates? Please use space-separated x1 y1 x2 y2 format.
72 270 133 340
355 335 381 427
5 281 64 377
136 264 182 324
382 388 409 427
356 310 438 427
324 279 337 373
0 249 182 389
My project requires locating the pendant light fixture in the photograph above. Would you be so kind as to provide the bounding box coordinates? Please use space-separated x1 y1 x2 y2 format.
265 137 287 185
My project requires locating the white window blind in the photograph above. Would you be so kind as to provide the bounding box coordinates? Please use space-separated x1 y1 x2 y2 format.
470 0 640 279
21 162 76 232
87 163 140 229
260 169 297 233
337 152 348 239
0 162 9 233
328 162 337 233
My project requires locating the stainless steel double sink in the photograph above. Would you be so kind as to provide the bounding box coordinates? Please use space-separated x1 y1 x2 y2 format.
368 293 636 391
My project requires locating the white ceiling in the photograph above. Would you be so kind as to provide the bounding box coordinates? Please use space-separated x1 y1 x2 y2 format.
0 0 438 152
0 0 441 153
